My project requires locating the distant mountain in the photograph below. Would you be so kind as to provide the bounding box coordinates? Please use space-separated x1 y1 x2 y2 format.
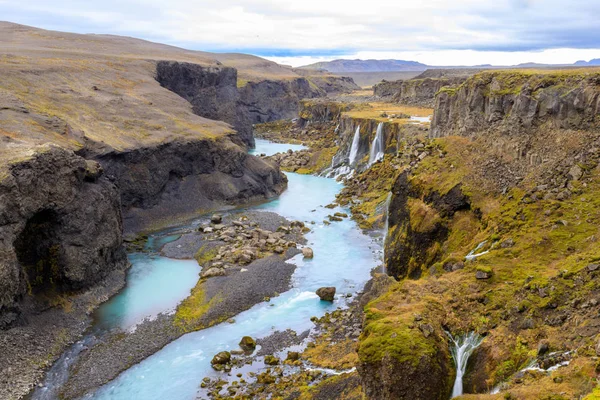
298 59 428 73
574 59 600 66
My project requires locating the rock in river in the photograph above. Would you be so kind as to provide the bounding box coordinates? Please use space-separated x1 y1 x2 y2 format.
211 214 223 224
239 336 256 351
211 351 231 370
302 247 314 258
316 287 336 301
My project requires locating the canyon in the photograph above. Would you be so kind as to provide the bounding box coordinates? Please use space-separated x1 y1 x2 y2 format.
1 21 600 400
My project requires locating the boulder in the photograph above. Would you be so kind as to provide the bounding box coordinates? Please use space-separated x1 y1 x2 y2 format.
302 247 314 258
316 287 336 301
211 351 231 367
587 263 600 272
264 355 279 365
537 340 550 356
211 214 223 224
568 164 583 181
475 267 493 280
201 267 226 279
239 336 256 351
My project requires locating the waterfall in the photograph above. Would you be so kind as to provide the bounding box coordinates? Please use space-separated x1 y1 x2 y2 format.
447 332 483 398
465 241 490 261
348 125 361 165
368 122 385 166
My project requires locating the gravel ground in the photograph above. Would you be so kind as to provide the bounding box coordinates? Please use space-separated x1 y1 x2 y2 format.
55 210 306 399
0 269 127 400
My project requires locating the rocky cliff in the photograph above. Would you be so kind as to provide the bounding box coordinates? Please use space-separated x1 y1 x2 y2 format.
94 137 286 233
367 69 600 399
238 78 322 124
156 61 254 147
431 70 600 138
0 146 127 330
374 77 466 107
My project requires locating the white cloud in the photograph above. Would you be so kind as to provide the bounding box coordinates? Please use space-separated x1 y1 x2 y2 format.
2 0 600 65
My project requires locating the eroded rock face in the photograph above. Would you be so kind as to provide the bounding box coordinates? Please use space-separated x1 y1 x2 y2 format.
384 172 470 279
156 61 254 147
238 78 322 124
95 137 286 233
431 71 600 138
0 147 127 329
374 77 466 108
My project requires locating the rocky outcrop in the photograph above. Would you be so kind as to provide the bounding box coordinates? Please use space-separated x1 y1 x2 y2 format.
156 61 334 147
93 137 287 233
156 61 254 147
357 275 454 400
384 172 470 279
431 70 600 138
304 75 360 94
298 100 354 124
0 146 127 329
238 78 322 124
374 77 466 107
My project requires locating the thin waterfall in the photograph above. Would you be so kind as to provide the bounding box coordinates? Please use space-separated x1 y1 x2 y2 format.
381 191 392 273
446 332 484 398
348 125 361 165
368 122 385 166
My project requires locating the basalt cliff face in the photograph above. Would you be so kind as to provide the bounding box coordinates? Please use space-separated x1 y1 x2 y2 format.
238 78 322 124
431 70 600 138
363 69 600 399
0 147 127 329
97 136 286 233
156 61 254 147
374 77 466 108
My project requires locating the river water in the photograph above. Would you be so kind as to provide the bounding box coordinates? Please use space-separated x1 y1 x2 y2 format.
31 138 382 400
59 139 380 399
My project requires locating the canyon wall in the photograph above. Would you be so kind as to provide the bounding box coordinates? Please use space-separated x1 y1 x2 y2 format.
374 77 466 107
156 61 254 147
94 137 286 233
369 69 600 399
431 70 600 138
238 78 322 124
0 147 127 329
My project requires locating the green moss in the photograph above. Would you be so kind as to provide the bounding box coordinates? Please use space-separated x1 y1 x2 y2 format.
194 244 218 266
408 198 442 233
174 280 223 332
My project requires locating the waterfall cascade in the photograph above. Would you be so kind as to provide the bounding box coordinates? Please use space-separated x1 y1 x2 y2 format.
348 125 361 165
447 332 484 398
368 122 385 166
465 241 490 261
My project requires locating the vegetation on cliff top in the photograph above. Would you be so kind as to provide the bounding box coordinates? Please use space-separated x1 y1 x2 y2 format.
438 67 600 98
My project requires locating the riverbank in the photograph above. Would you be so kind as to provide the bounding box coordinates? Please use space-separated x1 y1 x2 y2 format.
34 209 310 399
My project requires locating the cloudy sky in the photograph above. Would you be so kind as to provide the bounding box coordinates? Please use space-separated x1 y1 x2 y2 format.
1 0 599 67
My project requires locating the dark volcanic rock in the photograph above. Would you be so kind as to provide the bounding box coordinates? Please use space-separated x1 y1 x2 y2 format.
384 172 470 279
373 77 466 108
431 71 600 138
316 287 336 301
238 78 322 124
156 60 254 147
96 138 287 233
0 146 127 329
